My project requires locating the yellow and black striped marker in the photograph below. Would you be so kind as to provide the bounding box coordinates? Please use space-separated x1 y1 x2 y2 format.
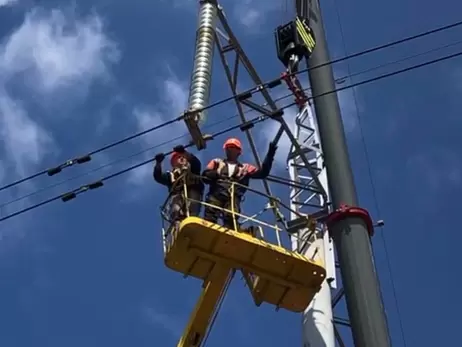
295 16 316 54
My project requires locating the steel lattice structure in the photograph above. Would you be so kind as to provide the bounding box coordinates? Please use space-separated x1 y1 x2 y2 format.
179 0 364 346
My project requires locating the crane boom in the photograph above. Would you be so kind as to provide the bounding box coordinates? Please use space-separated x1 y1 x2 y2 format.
177 264 233 347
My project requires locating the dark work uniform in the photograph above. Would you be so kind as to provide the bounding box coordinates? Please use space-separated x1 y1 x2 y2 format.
202 143 277 229
153 152 204 222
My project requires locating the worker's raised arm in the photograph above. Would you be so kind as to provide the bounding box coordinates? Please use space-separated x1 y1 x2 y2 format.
246 142 278 179
153 153 171 186
186 152 202 175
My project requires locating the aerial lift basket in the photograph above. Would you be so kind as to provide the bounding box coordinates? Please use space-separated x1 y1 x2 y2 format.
162 185 326 313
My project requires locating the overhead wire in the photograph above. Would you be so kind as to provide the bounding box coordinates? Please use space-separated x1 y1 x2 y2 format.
0 116 183 193
3 36 462 211
5 34 457 211
1 18 462 193
2 47 462 222
0 113 239 210
0 113 269 222
0 87 307 210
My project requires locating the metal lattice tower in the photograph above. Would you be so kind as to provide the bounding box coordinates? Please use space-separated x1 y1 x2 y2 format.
177 0 388 345
287 102 336 346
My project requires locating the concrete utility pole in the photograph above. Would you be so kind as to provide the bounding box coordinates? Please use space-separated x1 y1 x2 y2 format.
297 0 392 346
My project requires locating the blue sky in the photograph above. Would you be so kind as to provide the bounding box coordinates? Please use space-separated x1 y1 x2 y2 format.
0 0 461 346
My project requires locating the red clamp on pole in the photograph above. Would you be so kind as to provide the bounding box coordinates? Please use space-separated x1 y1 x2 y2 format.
281 72 307 108
325 204 374 236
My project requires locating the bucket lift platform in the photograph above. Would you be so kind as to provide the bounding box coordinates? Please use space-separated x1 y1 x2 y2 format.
165 217 326 312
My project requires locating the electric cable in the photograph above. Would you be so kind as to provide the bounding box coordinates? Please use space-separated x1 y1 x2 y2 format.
0 86 303 209
0 116 183 193
1 18 461 193
3 37 461 211
2 47 462 223
334 38 462 85
0 113 239 210
0 113 269 222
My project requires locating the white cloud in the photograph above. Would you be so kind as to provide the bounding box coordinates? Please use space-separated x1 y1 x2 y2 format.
0 92 53 177
406 149 462 192
166 0 195 10
0 0 17 8
0 7 119 188
128 75 189 186
143 306 182 338
162 0 278 32
232 0 280 31
0 9 119 94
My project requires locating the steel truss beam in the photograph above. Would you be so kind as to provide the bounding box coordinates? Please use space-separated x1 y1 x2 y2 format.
184 1 348 345
288 98 355 346
212 3 355 346
208 0 329 228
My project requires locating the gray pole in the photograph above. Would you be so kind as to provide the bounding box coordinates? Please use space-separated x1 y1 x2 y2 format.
298 1 392 346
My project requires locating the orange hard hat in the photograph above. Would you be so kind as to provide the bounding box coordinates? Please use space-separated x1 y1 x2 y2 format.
170 151 184 166
223 138 242 151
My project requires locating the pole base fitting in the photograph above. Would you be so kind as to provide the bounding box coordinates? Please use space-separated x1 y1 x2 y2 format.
325 204 374 237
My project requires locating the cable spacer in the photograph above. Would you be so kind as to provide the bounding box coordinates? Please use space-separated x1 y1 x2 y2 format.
325 203 374 236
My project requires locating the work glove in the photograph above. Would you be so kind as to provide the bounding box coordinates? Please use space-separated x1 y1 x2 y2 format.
216 160 226 176
154 153 165 163
173 145 186 153
235 165 248 179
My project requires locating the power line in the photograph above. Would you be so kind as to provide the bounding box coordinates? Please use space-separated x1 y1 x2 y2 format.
2 37 461 210
2 47 462 222
0 114 269 222
0 87 302 209
0 116 183 193
334 39 462 85
0 114 240 210
1 18 461 193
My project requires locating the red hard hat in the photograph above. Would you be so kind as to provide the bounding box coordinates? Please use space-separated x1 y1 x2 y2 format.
223 138 242 151
170 152 184 166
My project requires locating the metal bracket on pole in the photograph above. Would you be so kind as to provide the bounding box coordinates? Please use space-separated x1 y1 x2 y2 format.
184 109 207 150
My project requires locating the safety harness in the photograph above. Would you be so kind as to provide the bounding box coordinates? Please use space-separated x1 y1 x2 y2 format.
210 159 253 199
167 165 204 223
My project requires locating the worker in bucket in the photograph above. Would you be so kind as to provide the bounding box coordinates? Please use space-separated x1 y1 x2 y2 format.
202 137 277 230
153 145 204 225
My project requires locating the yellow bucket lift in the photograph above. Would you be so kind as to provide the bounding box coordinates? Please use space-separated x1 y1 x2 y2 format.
160 181 326 346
